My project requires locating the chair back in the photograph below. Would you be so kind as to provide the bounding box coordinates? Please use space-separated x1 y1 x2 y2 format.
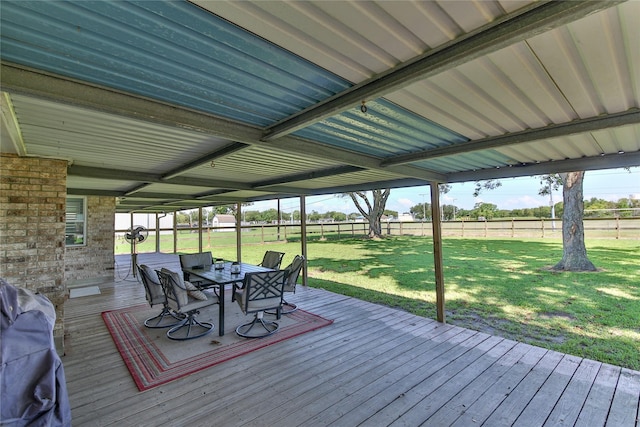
259 251 285 269
239 270 287 314
138 264 165 306
157 268 189 311
283 255 305 293
179 251 213 269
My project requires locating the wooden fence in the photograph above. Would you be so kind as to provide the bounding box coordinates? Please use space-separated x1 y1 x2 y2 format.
115 217 639 254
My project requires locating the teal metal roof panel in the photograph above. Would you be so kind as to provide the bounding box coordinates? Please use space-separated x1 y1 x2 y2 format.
1 0 350 126
294 99 467 157
414 150 516 174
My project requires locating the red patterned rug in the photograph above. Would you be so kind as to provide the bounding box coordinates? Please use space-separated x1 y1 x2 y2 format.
102 299 333 391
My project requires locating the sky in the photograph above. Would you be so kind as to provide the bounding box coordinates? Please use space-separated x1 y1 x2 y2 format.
251 167 640 215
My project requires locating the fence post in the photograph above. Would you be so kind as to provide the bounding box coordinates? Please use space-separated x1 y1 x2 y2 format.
337 223 341 240
541 218 545 238
173 213 177 253
261 225 264 243
461 219 464 238
616 217 620 239
320 223 325 240
484 219 488 238
511 218 515 238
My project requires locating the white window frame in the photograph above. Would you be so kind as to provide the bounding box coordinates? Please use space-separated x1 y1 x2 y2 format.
66 196 87 246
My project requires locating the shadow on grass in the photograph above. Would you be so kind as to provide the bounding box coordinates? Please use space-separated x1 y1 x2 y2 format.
306 236 640 370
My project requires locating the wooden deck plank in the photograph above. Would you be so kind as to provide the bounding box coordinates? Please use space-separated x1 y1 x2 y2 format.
512 354 582 427
205 313 436 426
300 324 468 426
387 337 518 426
423 341 532 426
449 344 549 426
574 363 622 427
605 368 640 426
59 253 640 427
358 332 496 426
543 358 602 426
474 349 565 426
323 326 476 427
254 322 460 426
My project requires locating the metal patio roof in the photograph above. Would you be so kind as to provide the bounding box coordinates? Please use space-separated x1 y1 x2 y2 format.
1 0 638 213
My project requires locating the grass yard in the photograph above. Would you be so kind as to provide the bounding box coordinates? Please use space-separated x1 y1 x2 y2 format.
133 235 639 370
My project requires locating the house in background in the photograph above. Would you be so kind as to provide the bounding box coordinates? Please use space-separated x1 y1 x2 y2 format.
211 214 236 231
398 213 415 222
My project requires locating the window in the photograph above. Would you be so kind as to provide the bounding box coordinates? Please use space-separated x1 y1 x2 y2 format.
66 197 86 246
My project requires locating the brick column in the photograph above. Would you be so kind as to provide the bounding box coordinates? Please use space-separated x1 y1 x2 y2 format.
0 153 67 352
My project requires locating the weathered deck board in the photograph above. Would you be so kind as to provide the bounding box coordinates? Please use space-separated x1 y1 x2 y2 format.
60 253 640 426
574 363 622 427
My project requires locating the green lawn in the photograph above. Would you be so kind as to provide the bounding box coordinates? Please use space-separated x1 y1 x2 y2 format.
130 235 640 370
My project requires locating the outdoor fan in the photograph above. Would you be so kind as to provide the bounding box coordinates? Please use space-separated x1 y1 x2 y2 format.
125 226 148 277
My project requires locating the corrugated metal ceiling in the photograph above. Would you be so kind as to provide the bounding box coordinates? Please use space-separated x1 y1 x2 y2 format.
1 0 638 212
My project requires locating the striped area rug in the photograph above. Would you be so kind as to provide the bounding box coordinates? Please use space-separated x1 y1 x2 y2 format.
102 298 333 391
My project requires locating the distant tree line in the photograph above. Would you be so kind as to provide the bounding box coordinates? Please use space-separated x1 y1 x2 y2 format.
409 197 639 221
173 197 637 225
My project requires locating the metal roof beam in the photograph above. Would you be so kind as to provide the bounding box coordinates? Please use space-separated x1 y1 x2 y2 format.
67 188 122 197
161 142 249 180
300 178 433 196
68 165 253 190
262 1 624 141
68 165 316 196
266 136 443 180
381 109 640 167
2 63 444 182
447 151 640 183
252 165 364 188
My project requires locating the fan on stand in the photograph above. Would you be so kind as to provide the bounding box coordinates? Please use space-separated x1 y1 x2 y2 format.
125 226 148 277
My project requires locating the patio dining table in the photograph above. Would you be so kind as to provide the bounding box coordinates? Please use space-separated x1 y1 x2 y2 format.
183 262 273 336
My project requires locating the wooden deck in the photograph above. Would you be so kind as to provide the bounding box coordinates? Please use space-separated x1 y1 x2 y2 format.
62 253 640 426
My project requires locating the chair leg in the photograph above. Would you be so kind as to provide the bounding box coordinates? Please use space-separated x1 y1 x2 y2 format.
281 299 298 314
236 311 279 338
144 306 184 328
231 282 242 302
166 310 214 340
265 299 297 315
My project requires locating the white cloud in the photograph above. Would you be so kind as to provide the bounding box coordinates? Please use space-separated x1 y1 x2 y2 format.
397 197 414 208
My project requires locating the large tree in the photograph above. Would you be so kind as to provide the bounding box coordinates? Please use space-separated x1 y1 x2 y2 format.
552 171 596 271
346 189 391 238
474 171 597 271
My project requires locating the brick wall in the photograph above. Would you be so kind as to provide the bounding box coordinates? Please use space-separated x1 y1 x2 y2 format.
65 196 115 285
0 154 67 348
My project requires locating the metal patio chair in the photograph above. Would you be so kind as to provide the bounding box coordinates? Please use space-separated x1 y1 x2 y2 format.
137 264 184 328
233 270 287 338
258 250 285 270
266 255 304 315
157 268 219 340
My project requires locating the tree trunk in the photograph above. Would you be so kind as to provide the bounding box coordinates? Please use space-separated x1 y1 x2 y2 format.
347 189 390 239
552 171 597 271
